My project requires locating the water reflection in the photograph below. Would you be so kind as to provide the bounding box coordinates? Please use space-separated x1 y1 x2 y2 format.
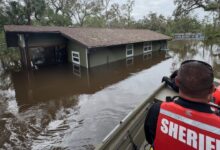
12 52 166 108
0 51 168 149
169 40 198 62
169 41 220 78
0 40 220 149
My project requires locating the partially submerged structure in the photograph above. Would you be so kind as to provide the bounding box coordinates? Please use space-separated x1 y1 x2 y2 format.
12 52 167 104
4 25 171 69
174 33 205 41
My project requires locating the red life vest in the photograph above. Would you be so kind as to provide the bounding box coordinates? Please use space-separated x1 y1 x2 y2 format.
213 86 220 106
154 102 220 150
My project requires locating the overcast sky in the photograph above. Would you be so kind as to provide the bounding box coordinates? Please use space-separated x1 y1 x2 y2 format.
114 0 209 21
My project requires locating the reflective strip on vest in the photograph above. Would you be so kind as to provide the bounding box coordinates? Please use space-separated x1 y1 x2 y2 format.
154 102 220 150
160 108 220 135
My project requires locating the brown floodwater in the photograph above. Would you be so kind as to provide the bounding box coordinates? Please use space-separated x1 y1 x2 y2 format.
0 41 220 149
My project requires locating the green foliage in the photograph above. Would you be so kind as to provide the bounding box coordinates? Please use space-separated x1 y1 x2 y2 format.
0 0 218 36
172 15 202 33
0 32 20 70
39 7 72 26
203 24 220 41
4 1 26 25
84 16 106 27
24 0 46 22
144 13 167 33
130 13 202 36
174 0 220 25
174 0 220 16
0 0 46 26
0 0 210 34
173 0 220 43
43 0 75 26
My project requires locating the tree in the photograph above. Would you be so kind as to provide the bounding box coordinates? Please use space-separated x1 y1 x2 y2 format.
1 0 46 25
174 0 220 16
174 0 220 23
0 0 9 29
98 0 112 26
173 15 202 33
42 7 72 26
202 16 220 39
137 13 168 33
121 0 135 27
91 0 124 27
23 0 46 25
82 0 136 28
146 13 167 32
4 1 26 25
42 0 74 26
173 0 220 39
46 0 76 17
69 0 97 26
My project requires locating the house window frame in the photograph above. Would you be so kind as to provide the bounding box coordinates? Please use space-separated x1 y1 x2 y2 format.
143 42 152 53
72 51 80 65
126 44 134 58
73 64 81 77
143 52 152 60
126 57 133 66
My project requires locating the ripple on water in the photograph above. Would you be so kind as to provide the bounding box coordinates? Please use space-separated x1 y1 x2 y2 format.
1 42 220 149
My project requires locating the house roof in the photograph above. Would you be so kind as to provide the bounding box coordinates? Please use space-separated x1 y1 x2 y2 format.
4 25 172 48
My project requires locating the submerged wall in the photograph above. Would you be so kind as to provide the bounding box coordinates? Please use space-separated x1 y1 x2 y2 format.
5 30 169 69
67 39 88 68
28 33 66 47
88 40 167 68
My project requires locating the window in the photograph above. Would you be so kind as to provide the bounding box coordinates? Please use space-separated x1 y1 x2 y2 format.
143 52 152 60
126 57 133 66
73 64 81 77
72 51 80 65
126 44 134 57
143 42 152 53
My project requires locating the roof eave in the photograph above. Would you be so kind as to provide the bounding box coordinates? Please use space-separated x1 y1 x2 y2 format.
4 31 61 34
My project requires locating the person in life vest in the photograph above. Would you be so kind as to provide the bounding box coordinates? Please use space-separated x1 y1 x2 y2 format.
144 60 220 150
213 86 220 106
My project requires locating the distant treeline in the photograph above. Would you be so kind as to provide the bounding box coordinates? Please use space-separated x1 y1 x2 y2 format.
0 0 220 37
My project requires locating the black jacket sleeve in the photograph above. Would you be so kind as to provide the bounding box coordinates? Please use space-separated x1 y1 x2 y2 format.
144 102 161 144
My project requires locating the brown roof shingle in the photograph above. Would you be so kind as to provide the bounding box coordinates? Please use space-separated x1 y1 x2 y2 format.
4 25 171 48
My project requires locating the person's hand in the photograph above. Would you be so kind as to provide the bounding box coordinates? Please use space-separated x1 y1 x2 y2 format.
162 70 179 92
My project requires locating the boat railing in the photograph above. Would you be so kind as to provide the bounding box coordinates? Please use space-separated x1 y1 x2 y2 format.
96 83 166 150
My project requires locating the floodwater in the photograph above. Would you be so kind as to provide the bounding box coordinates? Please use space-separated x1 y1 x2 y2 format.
0 41 220 149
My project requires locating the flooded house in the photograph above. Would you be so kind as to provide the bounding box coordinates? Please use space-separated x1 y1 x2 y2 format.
173 33 205 40
4 25 171 69
11 52 167 106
